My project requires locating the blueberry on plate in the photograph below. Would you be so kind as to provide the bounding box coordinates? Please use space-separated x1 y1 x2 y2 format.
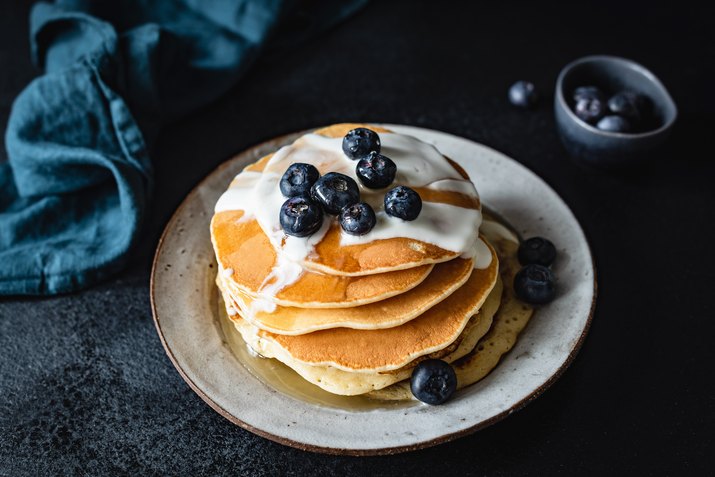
607 91 644 123
339 202 376 236
410 359 457 405
279 196 323 237
597 115 632 133
518 237 556 266
342 128 381 160
514 264 556 305
384 185 422 221
279 163 320 197
310 172 360 215
508 80 539 108
356 152 397 189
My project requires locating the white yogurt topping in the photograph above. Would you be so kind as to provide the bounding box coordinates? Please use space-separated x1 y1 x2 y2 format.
339 201 481 257
462 236 493 269
214 131 491 302
246 250 305 314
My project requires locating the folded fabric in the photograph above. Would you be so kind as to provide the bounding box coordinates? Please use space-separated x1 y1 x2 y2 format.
1 0 367 295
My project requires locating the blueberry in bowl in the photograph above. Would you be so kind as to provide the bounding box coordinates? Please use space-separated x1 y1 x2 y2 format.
573 86 605 103
596 115 632 133
554 55 677 170
607 91 649 123
572 86 607 124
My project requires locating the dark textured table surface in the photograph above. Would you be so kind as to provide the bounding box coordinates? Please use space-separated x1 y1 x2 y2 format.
1 1 713 475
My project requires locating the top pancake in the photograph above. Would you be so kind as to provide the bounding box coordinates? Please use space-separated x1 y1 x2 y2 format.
210 124 483 293
211 216 434 308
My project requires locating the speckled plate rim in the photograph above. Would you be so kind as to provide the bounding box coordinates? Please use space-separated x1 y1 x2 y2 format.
151 124 596 456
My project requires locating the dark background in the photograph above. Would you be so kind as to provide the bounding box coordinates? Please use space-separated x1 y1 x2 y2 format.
1 1 713 475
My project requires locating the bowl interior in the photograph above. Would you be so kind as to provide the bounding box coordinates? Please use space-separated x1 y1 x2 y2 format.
559 56 677 133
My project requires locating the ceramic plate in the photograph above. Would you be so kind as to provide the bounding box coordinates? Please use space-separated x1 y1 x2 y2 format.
151 125 596 455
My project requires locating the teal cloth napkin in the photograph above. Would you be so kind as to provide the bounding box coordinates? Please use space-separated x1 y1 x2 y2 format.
1 0 366 295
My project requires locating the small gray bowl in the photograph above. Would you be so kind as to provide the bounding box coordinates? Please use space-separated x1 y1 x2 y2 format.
555 55 677 169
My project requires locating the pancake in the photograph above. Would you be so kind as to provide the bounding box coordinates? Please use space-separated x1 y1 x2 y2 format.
210 123 484 282
225 257 474 334
221 275 502 396
248 241 498 373
452 239 535 381
366 236 536 400
209 217 434 307
381 275 501 377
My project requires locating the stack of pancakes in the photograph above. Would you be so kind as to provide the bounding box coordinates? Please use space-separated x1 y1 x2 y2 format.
211 124 534 400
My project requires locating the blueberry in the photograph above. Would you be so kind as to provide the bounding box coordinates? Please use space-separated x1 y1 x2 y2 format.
572 86 607 124
384 185 422 221
410 359 457 405
573 86 605 103
279 196 323 237
279 163 320 197
508 81 539 108
514 264 556 305
342 128 381 160
607 91 644 123
518 237 557 266
339 202 376 236
356 152 397 189
574 97 606 124
597 115 632 133
310 172 360 215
